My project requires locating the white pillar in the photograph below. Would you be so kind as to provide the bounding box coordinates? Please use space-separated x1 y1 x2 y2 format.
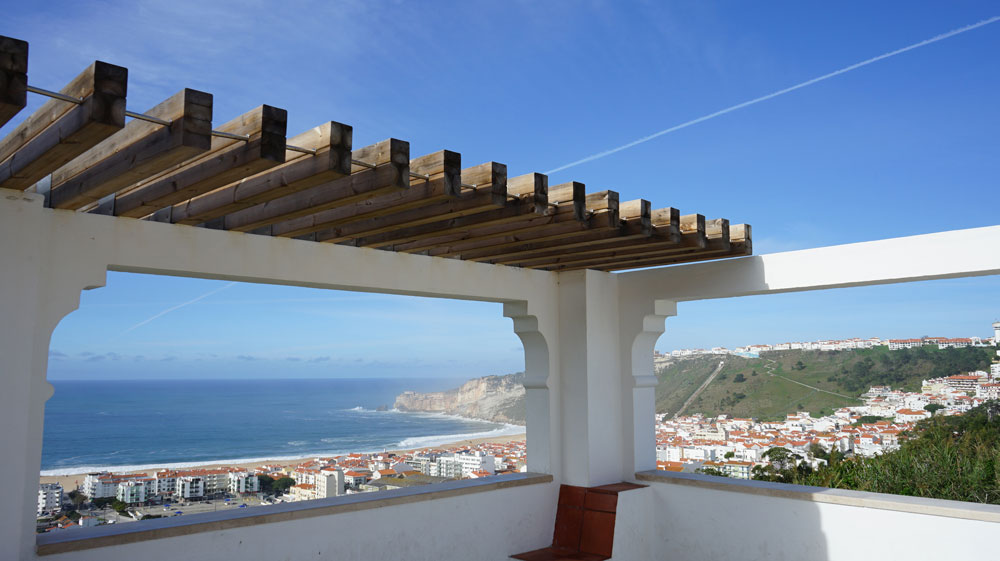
505 302 559 477
0 191 107 559
618 297 676 478
554 270 629 486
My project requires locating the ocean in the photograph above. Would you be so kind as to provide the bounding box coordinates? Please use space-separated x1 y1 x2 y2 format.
41 378 524 475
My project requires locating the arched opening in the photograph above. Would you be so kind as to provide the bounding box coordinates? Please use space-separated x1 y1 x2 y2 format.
40 271 534 523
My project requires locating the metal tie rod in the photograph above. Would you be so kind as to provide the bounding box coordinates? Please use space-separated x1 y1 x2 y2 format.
27 85 480 187
27 84 249 141
26 85 83 104
351 158 430 181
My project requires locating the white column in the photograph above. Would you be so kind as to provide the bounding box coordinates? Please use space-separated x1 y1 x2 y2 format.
618 297 676 478
0 191 107 559
504 302 559 477
554 270 628 486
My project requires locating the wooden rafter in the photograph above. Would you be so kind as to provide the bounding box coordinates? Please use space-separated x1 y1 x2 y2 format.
0 36 27 127
314 161 507 244
269 149 462 239
221 138 410 233
467 201 664 264
109 104 287 218
0 61 126 190
0 33 753 273
162 121 352 225
48 88 213 210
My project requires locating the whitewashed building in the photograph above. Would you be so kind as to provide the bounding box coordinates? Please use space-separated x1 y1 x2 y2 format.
37 483 61 516
176 476 205 500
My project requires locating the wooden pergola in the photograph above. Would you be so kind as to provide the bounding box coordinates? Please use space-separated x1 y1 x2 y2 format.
0 36 750 272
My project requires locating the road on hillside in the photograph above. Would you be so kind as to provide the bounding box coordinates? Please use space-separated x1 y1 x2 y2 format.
674 360 725 418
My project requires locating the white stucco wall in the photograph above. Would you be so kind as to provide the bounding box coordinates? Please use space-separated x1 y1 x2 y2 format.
39 479 558 561
638 473 1000 561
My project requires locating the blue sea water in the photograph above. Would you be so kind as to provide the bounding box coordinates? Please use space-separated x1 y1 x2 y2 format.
41 379 523 474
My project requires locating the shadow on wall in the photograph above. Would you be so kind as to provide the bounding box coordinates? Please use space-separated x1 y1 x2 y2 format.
635 473 829 561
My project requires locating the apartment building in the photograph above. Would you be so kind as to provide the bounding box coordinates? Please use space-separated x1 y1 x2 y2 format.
229 471 260 495
115 479 152 505
37 483 62 516
176 476 205 499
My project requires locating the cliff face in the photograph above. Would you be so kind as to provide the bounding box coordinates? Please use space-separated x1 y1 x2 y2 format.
394 373 526 425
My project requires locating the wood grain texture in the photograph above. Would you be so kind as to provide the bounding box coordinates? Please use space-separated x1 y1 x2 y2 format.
313 161 507 243
387 202 590 254
528 218 734 271
48 88 213 209
166 121 352 225
222 138 409 233
0 36 27 127
112 104 287 218
0 61 127 190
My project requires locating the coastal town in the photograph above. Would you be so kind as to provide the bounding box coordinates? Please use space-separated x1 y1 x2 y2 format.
39 323 1000 531
655 321 1000 362
36 437 528 532
655 360 1000 478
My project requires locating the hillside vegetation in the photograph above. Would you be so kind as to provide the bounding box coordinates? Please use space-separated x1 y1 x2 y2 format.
656 346 995 420
757 402 1000 505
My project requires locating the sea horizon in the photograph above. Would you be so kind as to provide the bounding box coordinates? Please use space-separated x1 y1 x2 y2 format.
42 378 523 474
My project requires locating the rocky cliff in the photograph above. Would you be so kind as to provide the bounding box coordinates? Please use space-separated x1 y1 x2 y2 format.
394 373 526 425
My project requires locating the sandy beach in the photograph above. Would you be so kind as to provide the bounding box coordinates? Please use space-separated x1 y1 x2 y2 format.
38 431 527 491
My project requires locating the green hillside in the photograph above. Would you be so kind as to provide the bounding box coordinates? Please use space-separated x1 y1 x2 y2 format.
656 346 996 421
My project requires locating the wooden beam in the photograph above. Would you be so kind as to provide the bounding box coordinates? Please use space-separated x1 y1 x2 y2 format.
351 186 609 250
548 181 585 221
478 200 653 264
48 88 213 210
571 240 751 272
496 213 703 268
311 161 506 243
0 36 27 127
386 190 604 254
595 225 752 271
426 196 632 259
220 138 409 233
164 121 352 225
261 149 460 238
111 104 287 218
507 172 548 214
410 149 461 194
0 61 127 190
525 218 730 270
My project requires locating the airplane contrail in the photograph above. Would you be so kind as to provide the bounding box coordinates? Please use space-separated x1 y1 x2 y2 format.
118 282 236 336
546 15 1000 175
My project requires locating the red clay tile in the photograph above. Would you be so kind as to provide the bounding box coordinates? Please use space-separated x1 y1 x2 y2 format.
552 504 584 549
579 510 616 558
583 491 617 513
558 484 587 507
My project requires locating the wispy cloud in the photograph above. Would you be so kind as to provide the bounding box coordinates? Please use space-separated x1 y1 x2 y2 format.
546 15 1000 174
116 282 236 338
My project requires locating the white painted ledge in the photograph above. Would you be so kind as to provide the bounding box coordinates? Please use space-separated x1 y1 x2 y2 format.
36 473 552 556
636 470 1000 523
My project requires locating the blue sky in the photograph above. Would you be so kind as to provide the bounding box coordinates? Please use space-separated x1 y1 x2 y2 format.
5 1 998 379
